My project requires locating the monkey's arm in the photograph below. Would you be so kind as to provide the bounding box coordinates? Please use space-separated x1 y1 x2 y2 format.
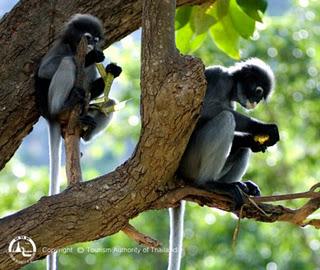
199 105 279 147
232 111 280 146
231 134 267 153
48 56 76 116
89 63 122 99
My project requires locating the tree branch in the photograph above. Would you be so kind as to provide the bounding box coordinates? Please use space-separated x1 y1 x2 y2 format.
63 36 88 185
150 183 320 228
122 224 161 248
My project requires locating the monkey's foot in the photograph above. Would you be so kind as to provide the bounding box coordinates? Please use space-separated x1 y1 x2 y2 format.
240 180 261 196
80 115 97 129
199 181 260 209
80 115 97 141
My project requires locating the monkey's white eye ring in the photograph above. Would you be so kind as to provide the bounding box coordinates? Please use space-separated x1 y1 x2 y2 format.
256 86 263 95
84 32 93 41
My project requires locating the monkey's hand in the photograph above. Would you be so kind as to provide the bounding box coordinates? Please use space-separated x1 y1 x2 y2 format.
85 50 105 67
256 123 280 147
105 63 122 78
249 137 268 153
232 134 266 153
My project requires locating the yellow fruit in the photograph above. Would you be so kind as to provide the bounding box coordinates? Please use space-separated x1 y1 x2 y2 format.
254 135 269 145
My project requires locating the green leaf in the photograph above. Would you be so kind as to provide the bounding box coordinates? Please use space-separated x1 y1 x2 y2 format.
176 23 194 54
175 6 192 30
176 23 206 54
209 14 240 59
236 0 267 22
237 0 267 12
206 0 230 20
242 7 264 22
229 0 255 39
190 6 216 34
190 33 207 53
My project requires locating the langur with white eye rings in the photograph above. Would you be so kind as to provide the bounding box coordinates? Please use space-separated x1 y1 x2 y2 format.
34 14 122 270
168 58 280 270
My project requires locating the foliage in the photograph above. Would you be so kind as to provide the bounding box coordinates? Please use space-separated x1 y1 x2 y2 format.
175 0 268 58
1 0 320 269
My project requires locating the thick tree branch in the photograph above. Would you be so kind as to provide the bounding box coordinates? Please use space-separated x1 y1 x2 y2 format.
150 184 320 228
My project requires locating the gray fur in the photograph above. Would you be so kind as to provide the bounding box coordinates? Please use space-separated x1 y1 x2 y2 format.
48 122 61 195
168 201 185 270
47 122 61 270
48 57 76 116
180 111 235 183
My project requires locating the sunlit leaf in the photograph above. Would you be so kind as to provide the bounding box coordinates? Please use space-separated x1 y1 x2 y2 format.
190 6 216 34
229 0 255 39
209 14 240 59
190 33 207 53
176 23 206 54
176 23 194 53
206 0 230 20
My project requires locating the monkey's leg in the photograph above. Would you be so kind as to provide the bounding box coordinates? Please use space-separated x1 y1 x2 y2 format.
218 148 261 195
186 111 255 207
217 148 250 183
180 111 235 181
48 57 76 116
197 111 236 182
204 148 260 207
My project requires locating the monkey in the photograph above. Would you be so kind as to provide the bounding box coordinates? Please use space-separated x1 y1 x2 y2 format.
34 14 121 270
168 58 280 270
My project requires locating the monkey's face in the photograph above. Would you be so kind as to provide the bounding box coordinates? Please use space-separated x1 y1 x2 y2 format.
84 32 102 52
236 78 265 110
235 67 273 110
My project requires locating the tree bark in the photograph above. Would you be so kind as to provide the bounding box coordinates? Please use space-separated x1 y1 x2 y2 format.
0 0 210 170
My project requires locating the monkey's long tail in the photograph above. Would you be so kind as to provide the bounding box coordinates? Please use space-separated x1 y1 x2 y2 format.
168 200 186 270
47 121 62 270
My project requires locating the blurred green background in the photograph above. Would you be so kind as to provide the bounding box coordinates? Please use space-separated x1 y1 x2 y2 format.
1 0 320 269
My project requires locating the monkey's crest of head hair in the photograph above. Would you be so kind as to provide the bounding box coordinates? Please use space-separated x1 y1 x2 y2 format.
61 14 104 48
231 58 275 100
